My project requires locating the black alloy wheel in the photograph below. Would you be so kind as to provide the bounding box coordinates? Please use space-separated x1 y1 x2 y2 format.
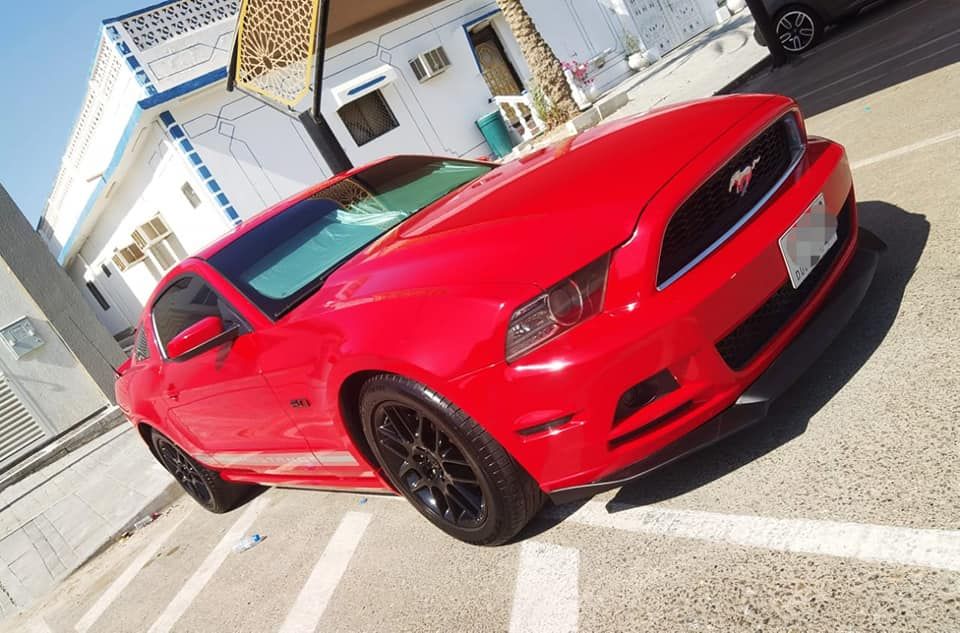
359 374 544 545
373 401 486 527
156 435 214 506
150 429 252 513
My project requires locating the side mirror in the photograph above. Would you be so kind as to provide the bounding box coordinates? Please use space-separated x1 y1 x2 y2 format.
166 316 238 361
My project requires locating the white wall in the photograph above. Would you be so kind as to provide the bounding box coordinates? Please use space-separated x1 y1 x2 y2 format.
0 271 107 435
43 37 145 256
315 0 637 166
72 123 234 334
108 0 238 93
169 89 332 220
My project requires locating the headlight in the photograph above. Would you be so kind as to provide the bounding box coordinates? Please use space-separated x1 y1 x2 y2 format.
506 254 611 362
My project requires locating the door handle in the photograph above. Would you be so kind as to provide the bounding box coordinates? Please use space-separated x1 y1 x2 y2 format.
165 386 180 401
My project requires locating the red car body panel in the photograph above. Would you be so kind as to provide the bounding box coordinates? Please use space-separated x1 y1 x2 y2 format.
116 94 866 498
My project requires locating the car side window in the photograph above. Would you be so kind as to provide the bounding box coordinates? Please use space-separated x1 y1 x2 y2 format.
151 275 243 356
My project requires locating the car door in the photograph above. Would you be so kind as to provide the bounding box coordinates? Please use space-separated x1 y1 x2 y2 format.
151 272 326 475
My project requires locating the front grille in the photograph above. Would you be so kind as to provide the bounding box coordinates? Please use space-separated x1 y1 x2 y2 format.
716 199 853 370
658 117 799 286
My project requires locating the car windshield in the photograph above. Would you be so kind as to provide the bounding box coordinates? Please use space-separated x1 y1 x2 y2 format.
207 156 493 318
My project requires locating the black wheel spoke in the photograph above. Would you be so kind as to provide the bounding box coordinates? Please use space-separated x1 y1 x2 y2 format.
414 412 425 441
158 439 212 505
447 482 482 516
372 400 486 529
383 406 413 443
378 435 409 461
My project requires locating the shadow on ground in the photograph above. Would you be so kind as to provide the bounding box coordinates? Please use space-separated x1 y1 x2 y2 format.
520 201 928 536
734 0 960 117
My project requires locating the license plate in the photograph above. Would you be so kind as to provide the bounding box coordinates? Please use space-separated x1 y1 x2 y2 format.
778 193 838 289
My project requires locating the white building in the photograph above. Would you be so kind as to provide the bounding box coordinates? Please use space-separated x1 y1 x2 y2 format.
39 0 725 337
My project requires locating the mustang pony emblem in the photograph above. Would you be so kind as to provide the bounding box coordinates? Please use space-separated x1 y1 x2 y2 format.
729 157 761 196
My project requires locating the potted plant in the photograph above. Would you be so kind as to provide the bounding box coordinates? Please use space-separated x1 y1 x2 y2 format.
623 32 646 72
562 59 597 109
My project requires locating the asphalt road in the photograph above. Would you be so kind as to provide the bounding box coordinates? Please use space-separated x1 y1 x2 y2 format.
5 1 959 631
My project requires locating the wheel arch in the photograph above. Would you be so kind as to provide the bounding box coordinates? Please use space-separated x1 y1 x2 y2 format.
775 3 826 26
136 421 162 463
337 370 383 470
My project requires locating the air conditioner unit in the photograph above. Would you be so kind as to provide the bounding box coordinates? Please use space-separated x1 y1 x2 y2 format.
112 243 146 271
409 47 451 82
132 215 171 249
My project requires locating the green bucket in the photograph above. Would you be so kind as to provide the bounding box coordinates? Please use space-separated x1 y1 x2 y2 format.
476 111 516 159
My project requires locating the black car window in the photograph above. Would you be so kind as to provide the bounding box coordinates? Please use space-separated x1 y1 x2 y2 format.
208 156 493 319
151 275 243 356
133 327 151 362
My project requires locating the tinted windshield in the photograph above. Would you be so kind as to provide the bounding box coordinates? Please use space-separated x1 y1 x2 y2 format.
207 156 493 318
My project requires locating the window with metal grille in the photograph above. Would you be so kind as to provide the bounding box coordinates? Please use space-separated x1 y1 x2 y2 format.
181 182 202 208
338 91 399 146
86 282 110 311
113 243 146 271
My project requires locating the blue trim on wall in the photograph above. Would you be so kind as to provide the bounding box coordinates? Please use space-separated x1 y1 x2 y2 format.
463 7 501 29
347 75 387 96
58 108 143 264
137 67 228 109
158 109 242 226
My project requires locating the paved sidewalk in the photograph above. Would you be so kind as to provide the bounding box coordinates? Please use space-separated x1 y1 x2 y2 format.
608 9 768 121
0 424 180 617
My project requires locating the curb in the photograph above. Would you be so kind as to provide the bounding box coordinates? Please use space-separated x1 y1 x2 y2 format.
714 55 774 95
0 407 126 490
84 480 185 565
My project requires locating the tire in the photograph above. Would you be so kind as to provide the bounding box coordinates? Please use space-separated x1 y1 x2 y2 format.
774 5 824 54
150 429 253 514
359 374 544 545
754 25 765 47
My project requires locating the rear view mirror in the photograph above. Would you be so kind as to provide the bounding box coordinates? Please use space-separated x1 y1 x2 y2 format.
166 316 238 361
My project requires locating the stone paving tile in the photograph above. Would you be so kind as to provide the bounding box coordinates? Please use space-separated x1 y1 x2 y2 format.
0 531 33 567
33 516 76 571
8 549 54 599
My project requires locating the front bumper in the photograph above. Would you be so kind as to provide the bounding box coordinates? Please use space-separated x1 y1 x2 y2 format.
548 229 884 504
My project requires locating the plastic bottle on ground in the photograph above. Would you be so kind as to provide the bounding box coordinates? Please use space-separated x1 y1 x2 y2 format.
233 534 263 553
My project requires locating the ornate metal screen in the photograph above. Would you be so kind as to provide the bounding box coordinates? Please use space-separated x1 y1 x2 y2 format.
232 0 323 107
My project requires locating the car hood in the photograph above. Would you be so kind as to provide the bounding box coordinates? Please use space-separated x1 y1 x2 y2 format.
325 95 777 296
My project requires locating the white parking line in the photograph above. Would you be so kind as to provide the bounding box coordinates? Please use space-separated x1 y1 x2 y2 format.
277 511 372 633
509 541 580 633
75 509 193 633
851 129 960 170
25 616 55 633
565 501 960 571
146 495 270 633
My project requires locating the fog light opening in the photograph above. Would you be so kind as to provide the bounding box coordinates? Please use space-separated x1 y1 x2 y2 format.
613 370 679 425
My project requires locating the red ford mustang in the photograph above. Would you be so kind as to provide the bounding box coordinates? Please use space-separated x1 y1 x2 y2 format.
116 94 883 545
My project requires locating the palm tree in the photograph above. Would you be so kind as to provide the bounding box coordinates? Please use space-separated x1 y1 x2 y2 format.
495 0 580 120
